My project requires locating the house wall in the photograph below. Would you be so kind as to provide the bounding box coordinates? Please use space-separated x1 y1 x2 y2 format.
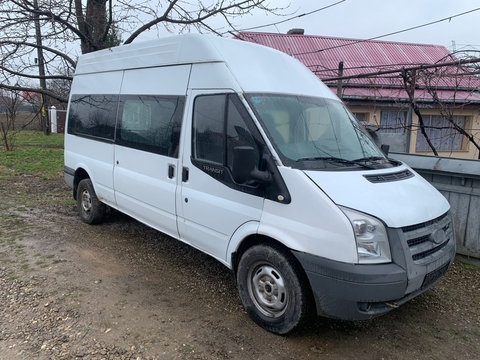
348 104 480 160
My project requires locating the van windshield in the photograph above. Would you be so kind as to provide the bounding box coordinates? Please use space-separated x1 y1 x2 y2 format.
245 94 394 170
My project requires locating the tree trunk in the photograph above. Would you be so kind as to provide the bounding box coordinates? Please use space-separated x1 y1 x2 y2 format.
75 0 108 53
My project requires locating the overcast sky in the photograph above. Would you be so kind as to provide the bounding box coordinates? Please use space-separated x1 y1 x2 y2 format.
247 0 480 50
235 0 480 50
154 0 479 51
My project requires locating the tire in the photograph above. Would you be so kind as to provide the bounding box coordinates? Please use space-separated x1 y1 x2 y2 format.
76 179 106 225
237 244 309 335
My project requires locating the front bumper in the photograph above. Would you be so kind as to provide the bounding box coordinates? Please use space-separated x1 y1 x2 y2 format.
293 212 456 320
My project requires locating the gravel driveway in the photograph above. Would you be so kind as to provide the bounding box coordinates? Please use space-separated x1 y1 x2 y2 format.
1 174 479 359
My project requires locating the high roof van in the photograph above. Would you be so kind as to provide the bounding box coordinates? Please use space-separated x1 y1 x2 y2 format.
64 34 455 334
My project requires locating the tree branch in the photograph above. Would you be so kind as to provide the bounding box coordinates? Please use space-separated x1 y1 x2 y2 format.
124 0 266 44
0 83 68 104
0 40 77 67
401 68 439 156
0 65 72 81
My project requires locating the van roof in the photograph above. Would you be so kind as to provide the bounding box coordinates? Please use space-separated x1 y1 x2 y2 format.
74 34 337 99
75 34 253 75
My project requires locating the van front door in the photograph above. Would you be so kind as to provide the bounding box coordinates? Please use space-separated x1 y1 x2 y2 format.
177 90 265 262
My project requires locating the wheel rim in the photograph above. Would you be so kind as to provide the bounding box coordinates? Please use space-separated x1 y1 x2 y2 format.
80 189 92 214
247 262 288 318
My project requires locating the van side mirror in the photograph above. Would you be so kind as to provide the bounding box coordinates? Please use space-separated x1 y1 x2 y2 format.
380 144 390 156
232 146 272 184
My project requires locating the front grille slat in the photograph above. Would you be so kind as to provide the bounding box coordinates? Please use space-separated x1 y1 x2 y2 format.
402 213 448 233
411 239 450 261
407 234 430 247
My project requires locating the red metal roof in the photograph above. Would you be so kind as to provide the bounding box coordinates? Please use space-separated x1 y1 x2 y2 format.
236 32 480 103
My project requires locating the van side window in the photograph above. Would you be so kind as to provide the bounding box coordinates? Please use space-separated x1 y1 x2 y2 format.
116 95 185 157
193 95 226 165
67 95 117 141
226 97 258 170
193 94 261 178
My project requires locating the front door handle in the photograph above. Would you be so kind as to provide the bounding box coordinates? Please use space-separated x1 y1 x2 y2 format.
182 167 189 182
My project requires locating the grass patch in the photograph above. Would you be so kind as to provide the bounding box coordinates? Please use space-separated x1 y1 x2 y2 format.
15 130 64 148
462 263 479 270
0 131 64 177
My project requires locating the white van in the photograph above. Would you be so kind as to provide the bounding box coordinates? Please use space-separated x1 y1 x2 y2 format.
64 34 455 334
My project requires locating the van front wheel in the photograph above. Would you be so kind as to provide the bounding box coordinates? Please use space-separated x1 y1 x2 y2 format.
77 179 106 224
237 244 309 334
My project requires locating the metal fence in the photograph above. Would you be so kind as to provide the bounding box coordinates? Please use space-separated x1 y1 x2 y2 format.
391 153 480 259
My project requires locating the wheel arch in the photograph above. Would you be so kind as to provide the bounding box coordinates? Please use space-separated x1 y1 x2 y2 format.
231 232 317 314
73 167 90 200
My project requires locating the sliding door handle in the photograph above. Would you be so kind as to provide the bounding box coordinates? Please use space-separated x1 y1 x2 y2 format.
168 164 175 179
182 167 189 182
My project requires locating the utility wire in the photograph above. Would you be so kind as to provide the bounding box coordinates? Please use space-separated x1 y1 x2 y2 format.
321 57 480 82
293 7 480 56
222 0 346 35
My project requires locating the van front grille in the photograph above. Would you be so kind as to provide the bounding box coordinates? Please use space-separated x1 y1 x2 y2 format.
402 212 452 263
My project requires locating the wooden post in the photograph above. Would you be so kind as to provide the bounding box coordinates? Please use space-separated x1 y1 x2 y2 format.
337 61 344 99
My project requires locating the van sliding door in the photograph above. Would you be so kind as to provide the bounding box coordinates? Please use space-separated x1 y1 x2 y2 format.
113 66 190 238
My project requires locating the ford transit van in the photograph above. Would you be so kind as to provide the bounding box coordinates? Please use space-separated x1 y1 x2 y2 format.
64 34 455 334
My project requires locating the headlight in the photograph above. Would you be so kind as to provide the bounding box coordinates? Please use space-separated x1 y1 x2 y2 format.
339 206 391 264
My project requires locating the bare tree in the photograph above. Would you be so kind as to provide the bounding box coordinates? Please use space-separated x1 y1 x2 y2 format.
0 1 283 105
0 89 23 150
417 60 480 158
322 57 480 158
400 69 439 156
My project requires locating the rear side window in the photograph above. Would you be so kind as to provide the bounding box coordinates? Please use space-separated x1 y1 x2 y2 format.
116 95 185 157
67 95 117 140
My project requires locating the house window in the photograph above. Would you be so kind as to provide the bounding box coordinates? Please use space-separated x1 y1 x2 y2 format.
379 110 407 134
352 113 367 122
415 115 466 151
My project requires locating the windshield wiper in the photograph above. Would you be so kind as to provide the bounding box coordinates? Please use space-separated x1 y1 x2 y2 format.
353 156 386 162
353 156 392 166
296 156 375 169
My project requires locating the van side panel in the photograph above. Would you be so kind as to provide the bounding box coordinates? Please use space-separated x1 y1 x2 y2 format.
259 167 358 263
188 63 242 91
120 65 191 95
70 72 124 95
65 71 123 206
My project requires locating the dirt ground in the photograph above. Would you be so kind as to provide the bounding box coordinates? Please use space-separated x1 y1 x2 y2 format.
0 174 479 360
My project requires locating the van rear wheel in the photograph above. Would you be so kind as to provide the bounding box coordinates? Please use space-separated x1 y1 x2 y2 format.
237 244 309 334
77 179 106 224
